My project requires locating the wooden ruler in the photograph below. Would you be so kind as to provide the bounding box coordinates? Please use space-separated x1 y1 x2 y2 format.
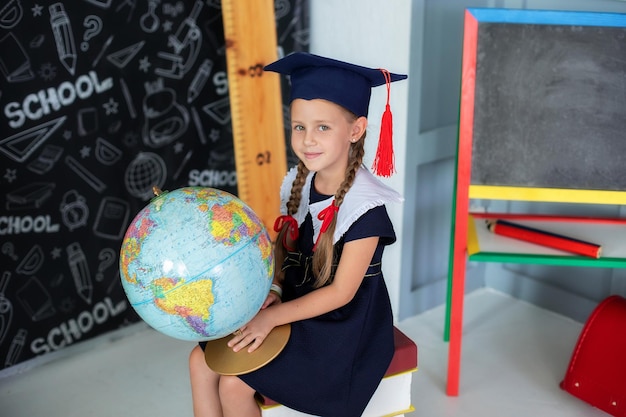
222 0 287 240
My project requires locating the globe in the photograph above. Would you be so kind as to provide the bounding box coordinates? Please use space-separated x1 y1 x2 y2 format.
119 187 274 341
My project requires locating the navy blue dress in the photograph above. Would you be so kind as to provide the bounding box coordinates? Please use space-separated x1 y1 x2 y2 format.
239 185 396 417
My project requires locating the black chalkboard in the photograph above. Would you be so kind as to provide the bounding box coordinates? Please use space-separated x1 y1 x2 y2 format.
0 0 309 372
471 22 626 191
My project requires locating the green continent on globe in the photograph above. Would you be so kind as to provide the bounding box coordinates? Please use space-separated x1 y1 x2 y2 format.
210 200 261 244
151 277 215 336
185 187 263 248
188 188 273 271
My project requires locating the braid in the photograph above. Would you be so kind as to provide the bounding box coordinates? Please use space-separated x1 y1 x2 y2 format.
335 143 365 207
274 161 310 283
287 161 309 215
312 136 366 288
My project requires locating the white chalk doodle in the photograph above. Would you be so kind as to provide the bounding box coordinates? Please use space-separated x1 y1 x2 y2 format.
81 15 102 51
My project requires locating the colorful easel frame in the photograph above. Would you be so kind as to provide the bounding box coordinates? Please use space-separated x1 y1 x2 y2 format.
444 7 626 396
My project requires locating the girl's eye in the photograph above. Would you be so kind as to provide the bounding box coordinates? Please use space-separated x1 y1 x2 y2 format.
318 125 329 131
292 125 304 131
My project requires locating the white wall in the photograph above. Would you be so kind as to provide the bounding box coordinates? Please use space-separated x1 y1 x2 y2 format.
309 1 413 319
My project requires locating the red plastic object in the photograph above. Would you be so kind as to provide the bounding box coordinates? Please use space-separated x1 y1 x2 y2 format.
561 295 626 417
488 219 602 258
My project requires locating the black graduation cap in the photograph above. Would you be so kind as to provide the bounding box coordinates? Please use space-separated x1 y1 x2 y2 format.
264 52 406 118
264 52 408 177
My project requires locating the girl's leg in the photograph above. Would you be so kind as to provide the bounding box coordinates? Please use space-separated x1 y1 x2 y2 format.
189 345 223 417
219 375 261 417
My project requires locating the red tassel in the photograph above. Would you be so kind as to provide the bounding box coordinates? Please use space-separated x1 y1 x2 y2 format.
372 69 395 177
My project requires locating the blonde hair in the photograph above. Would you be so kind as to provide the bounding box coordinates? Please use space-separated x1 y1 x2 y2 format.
275 112 366 288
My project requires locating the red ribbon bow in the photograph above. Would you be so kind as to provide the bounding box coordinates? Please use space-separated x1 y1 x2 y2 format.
313 201 339 252
274 215 299 251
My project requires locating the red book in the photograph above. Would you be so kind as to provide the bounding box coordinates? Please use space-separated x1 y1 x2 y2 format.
487 219 602 258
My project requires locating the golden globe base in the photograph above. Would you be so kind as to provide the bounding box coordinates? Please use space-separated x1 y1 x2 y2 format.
204 324 291 375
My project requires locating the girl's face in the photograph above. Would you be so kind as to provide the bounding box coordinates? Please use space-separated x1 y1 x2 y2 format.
290 98 365 191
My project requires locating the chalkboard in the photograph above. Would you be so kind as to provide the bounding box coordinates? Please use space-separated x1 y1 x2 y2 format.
0 0 309 372
470 13 626 191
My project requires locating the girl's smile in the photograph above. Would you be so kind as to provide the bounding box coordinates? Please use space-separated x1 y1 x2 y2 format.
290 98 366 193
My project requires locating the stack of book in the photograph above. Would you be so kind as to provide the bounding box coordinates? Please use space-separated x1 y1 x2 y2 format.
258 326 417 417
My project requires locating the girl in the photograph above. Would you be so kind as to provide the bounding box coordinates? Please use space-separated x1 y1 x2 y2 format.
189 52 407 417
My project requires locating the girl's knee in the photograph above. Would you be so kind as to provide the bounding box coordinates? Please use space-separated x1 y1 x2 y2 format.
190 345 202 361
189 345 208 372
219 375 255 399
219 376 260 416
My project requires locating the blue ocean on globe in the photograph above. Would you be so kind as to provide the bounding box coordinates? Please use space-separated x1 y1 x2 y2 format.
119 187 274 341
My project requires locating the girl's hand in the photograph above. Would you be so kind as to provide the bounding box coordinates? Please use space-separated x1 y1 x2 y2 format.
261 290 281 309
228 308 276 353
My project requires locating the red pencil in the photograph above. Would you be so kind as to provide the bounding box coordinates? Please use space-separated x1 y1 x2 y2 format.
486 219 602 258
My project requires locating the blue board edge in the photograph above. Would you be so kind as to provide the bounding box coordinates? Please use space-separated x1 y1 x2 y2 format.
467 7 626 27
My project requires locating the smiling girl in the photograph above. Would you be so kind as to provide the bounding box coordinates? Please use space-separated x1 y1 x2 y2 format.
189 52 407 417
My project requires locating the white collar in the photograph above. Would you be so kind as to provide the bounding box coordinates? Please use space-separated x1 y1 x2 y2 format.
280 166 403 244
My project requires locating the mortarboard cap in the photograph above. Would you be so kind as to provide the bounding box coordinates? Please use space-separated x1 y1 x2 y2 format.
264 52 407 177
263 52 406 118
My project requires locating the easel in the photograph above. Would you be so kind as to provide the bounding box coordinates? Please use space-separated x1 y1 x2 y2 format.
444 8 626 396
